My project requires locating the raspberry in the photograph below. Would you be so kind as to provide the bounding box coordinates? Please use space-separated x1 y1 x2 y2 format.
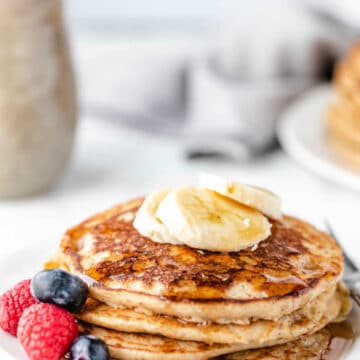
18 303 78 360
0 279 37 336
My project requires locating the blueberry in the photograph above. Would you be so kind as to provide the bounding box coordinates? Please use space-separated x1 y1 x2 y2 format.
31 269 89 313
70 335 109 360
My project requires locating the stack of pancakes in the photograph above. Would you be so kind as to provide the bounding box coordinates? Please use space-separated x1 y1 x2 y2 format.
48 198 351 359
326 45 360 170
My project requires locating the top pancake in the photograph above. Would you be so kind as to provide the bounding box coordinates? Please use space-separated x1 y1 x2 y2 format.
57 198 343 322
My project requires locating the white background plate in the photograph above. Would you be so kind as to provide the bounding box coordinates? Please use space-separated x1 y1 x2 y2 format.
277 85 360 191
0 246 360 359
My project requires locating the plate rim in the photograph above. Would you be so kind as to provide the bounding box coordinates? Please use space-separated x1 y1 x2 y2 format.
277 85 360 191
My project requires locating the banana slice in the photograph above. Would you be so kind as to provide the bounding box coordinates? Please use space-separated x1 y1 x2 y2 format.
133 190 181 245
199 174 282 220
156 187 271 252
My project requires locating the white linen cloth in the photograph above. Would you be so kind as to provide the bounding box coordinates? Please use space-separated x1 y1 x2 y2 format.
184 2 349 159
75 2 356 160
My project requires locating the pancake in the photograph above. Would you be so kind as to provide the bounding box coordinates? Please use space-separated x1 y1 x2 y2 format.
326 100 360 147
222 327 333 360
76 284 350 345
326 100 360 170
78 298 345 360
334 44 360 105
55 197 343 323
78 322 242 360
326 44 360 171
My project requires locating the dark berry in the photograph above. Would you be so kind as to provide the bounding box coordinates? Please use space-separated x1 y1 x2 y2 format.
31 269 89 313
70 335 109 360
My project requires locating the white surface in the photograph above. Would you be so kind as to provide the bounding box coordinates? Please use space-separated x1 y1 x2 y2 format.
65 0 360 30
278 85 360 191
0 247 360 359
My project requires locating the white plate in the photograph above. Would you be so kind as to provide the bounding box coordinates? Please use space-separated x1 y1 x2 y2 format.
1 247 360 359
277 85 360 191
0 247 53 360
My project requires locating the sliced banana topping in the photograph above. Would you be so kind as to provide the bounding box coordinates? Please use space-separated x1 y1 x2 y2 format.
135 186 271 252
133 189 182 245
156 187 271 252
199 173 282 220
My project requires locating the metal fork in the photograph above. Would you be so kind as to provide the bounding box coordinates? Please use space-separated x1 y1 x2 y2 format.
325 221 360 306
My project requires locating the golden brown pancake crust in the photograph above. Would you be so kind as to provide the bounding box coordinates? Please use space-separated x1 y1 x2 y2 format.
75 284 348 345
60 198 342 302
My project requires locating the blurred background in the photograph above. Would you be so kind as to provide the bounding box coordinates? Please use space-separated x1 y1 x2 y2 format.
1 0 360 263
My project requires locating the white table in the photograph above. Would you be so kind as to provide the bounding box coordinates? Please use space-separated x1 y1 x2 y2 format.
0 114 359 270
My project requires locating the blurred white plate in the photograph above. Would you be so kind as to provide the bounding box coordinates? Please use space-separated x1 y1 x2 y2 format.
278 85 360 191
1 246 360 359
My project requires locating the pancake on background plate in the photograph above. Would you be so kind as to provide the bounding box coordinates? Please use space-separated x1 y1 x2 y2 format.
47 176 352 359
326 43 360 171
